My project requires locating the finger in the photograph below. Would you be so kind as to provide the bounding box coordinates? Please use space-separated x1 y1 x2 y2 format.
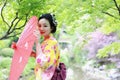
33 30 41 39
36 25 38 28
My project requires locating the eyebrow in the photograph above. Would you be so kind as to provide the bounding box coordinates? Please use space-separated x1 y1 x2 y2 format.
39 21 49 25
42 22 49 26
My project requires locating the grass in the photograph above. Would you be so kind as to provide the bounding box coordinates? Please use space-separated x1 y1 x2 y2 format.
0 48 13 57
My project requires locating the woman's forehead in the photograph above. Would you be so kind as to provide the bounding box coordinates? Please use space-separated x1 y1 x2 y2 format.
39 18 50 25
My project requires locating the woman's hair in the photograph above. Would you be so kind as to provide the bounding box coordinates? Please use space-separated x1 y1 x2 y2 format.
38 13 57 33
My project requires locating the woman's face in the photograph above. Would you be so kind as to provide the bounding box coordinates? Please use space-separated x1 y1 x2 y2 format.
38 18 52 37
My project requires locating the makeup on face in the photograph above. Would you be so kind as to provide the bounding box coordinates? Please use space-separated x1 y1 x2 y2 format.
38 18 52 37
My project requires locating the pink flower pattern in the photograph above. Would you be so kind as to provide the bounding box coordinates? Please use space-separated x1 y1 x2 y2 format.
35 35 60 80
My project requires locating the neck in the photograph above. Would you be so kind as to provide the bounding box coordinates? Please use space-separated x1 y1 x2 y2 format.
44 35 51 40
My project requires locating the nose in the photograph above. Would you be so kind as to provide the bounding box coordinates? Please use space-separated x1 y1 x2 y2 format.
40 26 44 30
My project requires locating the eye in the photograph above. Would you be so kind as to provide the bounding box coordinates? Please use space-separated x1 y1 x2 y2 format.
44 25 47 27
44 24 47 27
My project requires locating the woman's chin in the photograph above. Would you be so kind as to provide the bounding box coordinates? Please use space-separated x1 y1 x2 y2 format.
41 34 45 37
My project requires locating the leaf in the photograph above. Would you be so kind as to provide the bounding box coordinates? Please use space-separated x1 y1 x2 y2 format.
97 42 120 58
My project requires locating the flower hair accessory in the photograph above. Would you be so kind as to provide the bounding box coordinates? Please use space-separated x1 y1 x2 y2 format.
50 13 57 27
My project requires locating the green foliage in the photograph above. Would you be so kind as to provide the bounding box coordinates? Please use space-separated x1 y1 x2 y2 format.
60 52 69 67
106 63 116 69
0 57 11 80
97 42 120 58
27 74 35 80
1 0 120 37
0 40 11 49
0 69 9 80
72 38 88 65
73 47 87 65
16 0 46 16
0 57 11 69
93 0 114 11
100 17 120 35
0 0 47 40
0 48 13 57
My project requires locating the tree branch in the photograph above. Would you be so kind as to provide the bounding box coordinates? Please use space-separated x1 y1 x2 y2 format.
15 14 28 30
9 14 28 35
0 34 7 40
113 0 120 15
0 0 10 27
0 12 20 40
10 12 18 27
9 18 22 34
0 0 30 40
0 14 29 40
7 32 21 39
22 14 28 26
102 11 120 20
0 18 22 40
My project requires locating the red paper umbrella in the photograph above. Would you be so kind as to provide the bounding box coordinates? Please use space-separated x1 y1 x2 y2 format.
9 16 38 80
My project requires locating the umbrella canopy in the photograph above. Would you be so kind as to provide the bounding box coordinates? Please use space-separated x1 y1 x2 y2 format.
9 16 38 80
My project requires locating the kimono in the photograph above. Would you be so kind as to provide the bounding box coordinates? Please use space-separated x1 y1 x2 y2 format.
35 34 60 80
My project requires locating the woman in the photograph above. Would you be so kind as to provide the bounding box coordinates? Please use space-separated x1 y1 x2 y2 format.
12 13 60 80
31 13 60 80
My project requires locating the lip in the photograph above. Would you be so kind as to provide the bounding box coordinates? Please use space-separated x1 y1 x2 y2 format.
40 32 45 34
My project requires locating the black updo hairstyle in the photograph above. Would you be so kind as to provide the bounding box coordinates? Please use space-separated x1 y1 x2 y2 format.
38 13 57 33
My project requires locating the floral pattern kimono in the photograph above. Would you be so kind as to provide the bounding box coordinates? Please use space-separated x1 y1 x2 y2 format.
35 34 60 80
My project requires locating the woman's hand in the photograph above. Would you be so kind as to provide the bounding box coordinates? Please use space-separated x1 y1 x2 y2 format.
11 42 17 49
33 29 41 41
30 51 36 58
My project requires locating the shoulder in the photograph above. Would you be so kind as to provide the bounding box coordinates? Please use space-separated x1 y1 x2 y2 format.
48 37 58 45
